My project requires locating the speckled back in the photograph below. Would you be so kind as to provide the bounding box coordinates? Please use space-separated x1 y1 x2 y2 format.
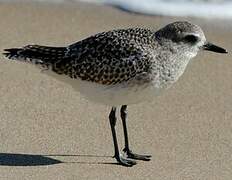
53 28 156 85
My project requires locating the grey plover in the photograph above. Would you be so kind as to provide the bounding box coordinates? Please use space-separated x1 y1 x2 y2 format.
3 21 227 167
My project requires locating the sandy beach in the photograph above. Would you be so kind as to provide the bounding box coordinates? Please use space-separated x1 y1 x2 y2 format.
0 1 232 179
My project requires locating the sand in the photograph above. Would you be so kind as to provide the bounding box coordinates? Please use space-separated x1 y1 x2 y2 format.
0 1 232 180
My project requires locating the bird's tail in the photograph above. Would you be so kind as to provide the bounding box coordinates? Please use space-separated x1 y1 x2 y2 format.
3 45 67 69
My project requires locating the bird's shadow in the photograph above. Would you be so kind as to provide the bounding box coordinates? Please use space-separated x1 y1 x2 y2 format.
0 153 116 166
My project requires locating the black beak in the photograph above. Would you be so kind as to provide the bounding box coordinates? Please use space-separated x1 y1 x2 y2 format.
203 42 228 53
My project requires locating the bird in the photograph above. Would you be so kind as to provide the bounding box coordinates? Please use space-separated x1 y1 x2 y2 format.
3 21 228 167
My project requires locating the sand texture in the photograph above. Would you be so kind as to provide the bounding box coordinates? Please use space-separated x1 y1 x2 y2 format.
0 2 232 180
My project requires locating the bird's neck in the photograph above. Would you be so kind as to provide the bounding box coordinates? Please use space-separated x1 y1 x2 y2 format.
150 47 195 88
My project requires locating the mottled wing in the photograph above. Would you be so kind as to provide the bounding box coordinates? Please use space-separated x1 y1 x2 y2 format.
53 29 153 85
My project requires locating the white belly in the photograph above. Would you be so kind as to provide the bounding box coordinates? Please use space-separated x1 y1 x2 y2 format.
45 71 165 106
75 80 163 106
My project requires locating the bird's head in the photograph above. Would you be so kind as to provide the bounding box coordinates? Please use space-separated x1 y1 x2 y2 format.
155 21 228 58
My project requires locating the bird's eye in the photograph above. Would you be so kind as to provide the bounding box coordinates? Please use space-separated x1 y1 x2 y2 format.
184 35 199 43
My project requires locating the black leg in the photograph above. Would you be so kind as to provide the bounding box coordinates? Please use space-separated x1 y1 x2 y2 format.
121 105 151 161
109 107 136 167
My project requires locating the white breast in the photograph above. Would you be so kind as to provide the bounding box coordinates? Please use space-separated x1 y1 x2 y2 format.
72 79 164 106
44 69 165 105
42 51 194 106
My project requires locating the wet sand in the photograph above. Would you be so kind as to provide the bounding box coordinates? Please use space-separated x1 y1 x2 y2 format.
0 1 232 179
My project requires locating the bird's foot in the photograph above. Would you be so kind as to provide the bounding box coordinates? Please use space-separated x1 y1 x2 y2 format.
123 148 151 161
114 154 137 167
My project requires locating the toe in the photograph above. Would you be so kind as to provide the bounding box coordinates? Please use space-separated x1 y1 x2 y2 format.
116 155 137 167
127 152 152 161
